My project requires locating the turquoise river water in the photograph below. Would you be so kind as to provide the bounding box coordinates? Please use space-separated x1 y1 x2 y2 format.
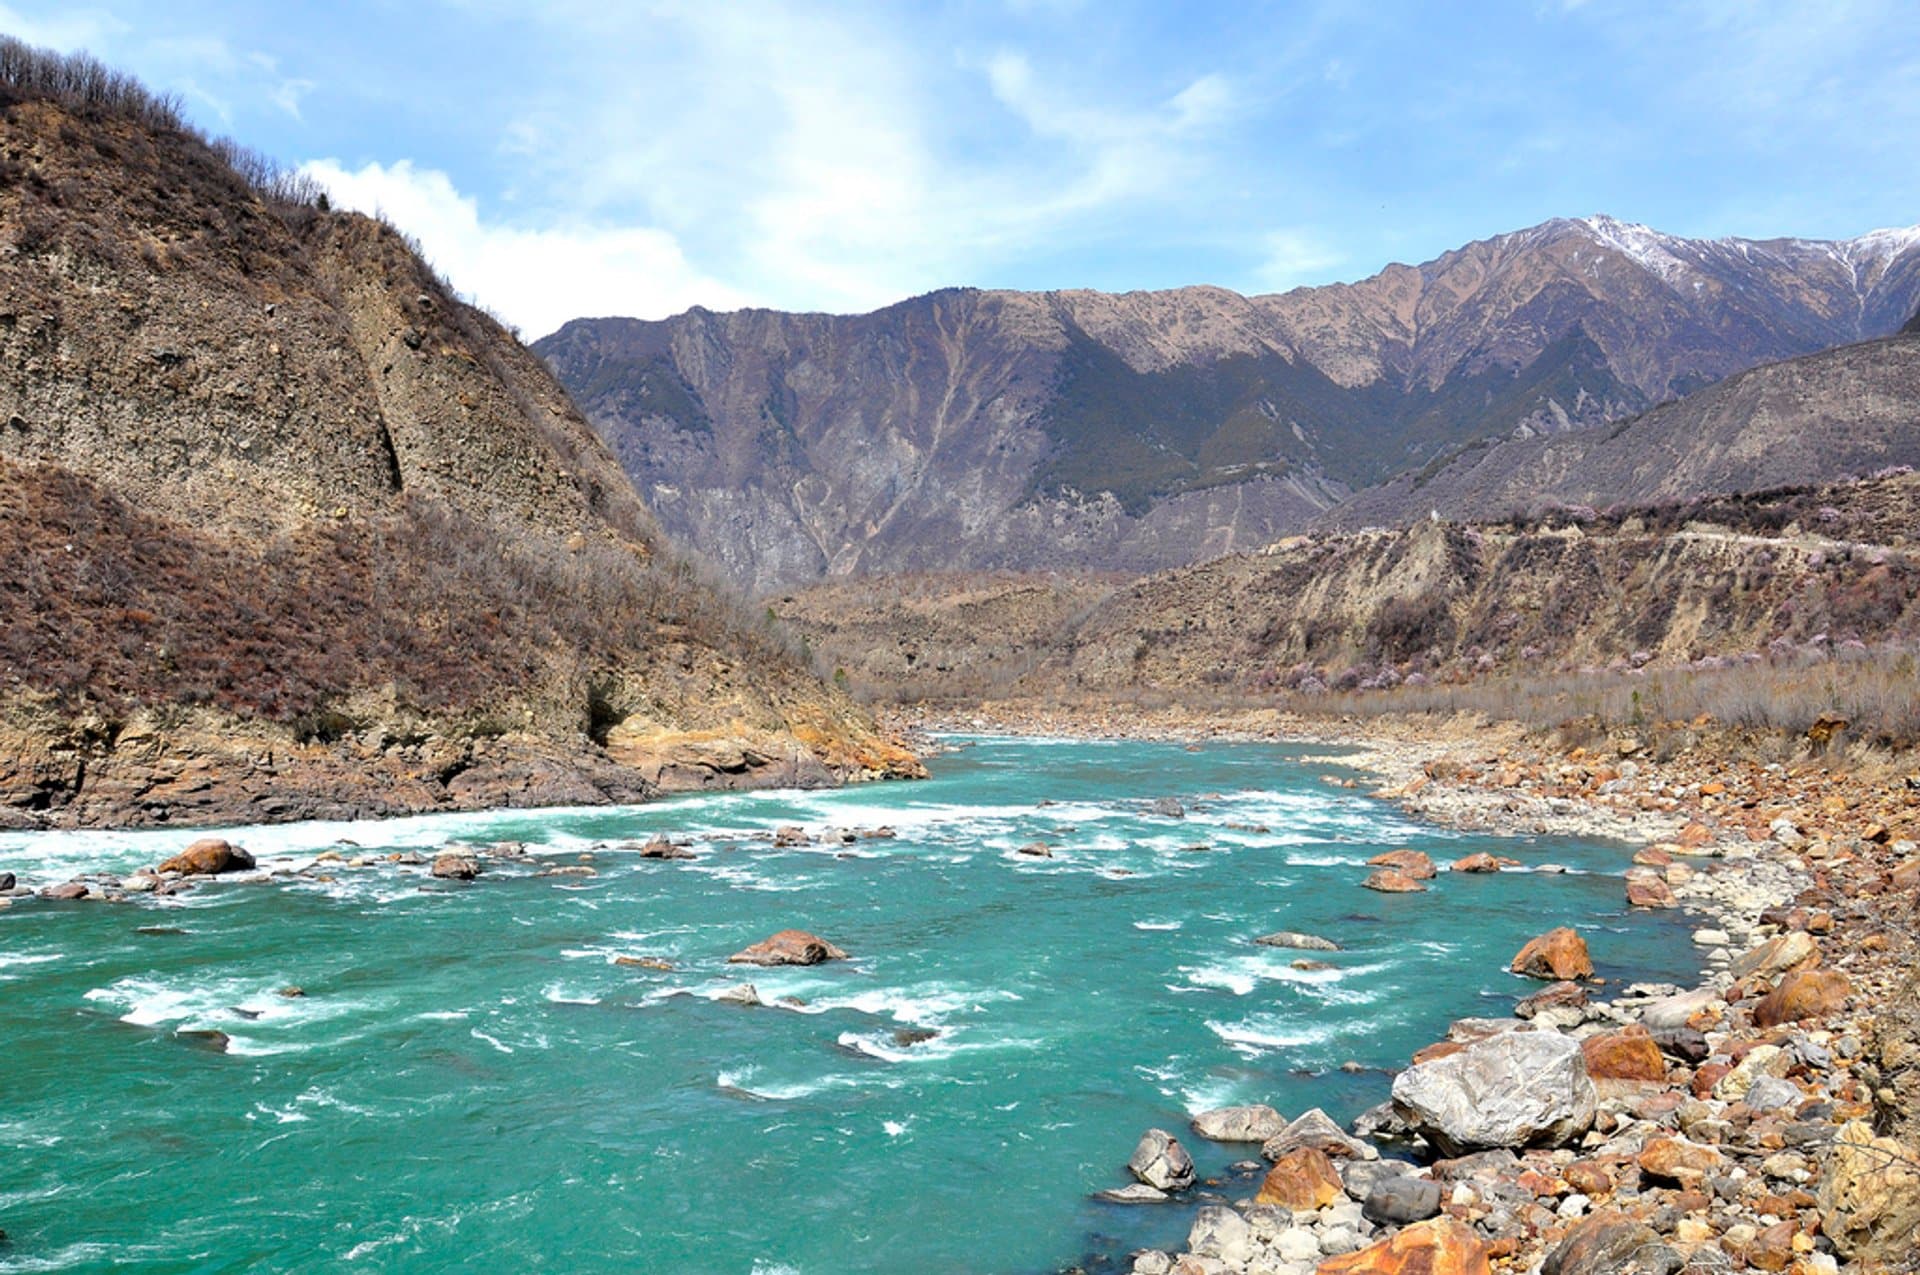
0 736 1703 1274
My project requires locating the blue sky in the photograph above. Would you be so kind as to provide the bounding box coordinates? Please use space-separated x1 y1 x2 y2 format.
6 1 1917 337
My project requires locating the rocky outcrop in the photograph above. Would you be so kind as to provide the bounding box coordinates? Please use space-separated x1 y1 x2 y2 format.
1390 1031 1597 1156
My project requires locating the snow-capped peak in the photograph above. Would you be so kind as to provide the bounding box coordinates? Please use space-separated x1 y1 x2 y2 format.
1577 215 1693 281
1843 224 1920 264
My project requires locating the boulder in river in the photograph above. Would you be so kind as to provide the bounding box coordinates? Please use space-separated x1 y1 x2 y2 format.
714 983 762 1006
430 853 481 881
40 881 89 900
157 838 255 876
1624 872 1677 908
1150 797 1186 819
771 826 810 847
1016 842 1053 858
1253 930 1340 951
1127 1128 1195 1191
1366 848 1436 879
638 837 696 860
1362 868 1427 893
0 871 13 891
728 929 849 966
1094 1183 1169 1204
1189 1104 1286 1143
1390 1030 1597 1157
1510 927 1593 981
1449 852 1504 873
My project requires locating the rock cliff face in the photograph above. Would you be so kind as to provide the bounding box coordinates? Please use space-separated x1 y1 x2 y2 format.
0 46 918 829
540 218 1920 591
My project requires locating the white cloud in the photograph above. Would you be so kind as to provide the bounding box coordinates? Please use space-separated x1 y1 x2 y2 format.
301 159 751 339
1250 230 1344 293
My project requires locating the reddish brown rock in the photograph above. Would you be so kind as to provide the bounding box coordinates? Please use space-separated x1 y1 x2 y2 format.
1625 873 1677 908
430 853 481 880
1515 980 1589 1019
1676 822 1714 847
1317 1216 1492 1275
1254 1145 1343 1210
1753 968 1851 1028
1363 868 1428 893
157 838 255 876
1563 1160 1615 1197
727 929 849 966
1450 852 1503 873
40 880 89 900
1367 849 1437 879
1633 845 1674 867
1638 1136 1727 1187
1511 927 1594 981
1581 1026 1668 1083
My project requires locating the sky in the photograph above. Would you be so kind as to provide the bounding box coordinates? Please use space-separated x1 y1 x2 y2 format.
5 0 1917 339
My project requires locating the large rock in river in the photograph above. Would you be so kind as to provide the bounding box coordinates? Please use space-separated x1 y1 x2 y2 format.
728 929 849 966
1510 927 1593 981
1189 1104 1286 1143
157 838 255 876
1253 930 1340 952
1367 849 1436 879
1127 1128 1195 1191
1391 1030 1597 1157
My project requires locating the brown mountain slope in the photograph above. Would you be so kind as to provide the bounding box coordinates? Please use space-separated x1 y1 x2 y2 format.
540 218 1920 592
774 474 1920 715
0 45 917 829
1323 330 1920 529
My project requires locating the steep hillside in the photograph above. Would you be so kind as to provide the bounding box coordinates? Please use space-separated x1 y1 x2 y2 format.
0 43 918 829
773 474 1920 713
1039 473 1920 697
540 218 1920 591
1324 329 1920 529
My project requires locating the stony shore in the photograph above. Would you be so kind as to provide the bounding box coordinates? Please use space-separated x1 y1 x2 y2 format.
903 702 1920 1275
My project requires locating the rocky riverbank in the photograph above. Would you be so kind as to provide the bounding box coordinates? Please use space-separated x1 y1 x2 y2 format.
906 704 1920 1274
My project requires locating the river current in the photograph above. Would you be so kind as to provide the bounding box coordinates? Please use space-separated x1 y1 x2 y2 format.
0 736 1701 1273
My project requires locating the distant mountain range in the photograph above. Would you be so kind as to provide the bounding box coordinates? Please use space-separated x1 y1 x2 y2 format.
539 216 1920 591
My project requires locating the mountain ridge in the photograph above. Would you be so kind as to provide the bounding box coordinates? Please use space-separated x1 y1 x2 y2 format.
541 216 1920 592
